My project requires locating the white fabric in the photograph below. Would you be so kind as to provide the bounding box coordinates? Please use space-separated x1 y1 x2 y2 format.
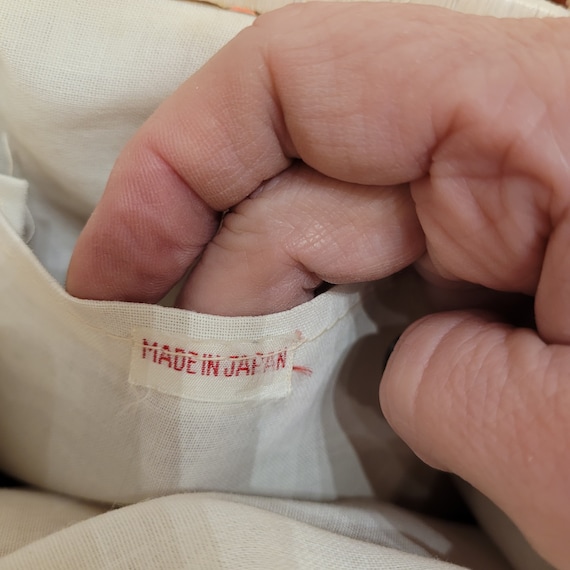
0 0 564 568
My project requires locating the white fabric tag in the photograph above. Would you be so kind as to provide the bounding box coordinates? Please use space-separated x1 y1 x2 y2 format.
129 327 300 402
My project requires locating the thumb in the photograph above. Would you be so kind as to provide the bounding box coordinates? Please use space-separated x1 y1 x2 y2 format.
380 311 570 569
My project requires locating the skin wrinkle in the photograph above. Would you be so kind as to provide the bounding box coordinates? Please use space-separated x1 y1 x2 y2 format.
499 178 549 290
300 193 359 262
93 144 219 300
503 348 563 507
432 49 522 177
135 145 219 248
442 321 486 420
505 18 562 94
547 148 570 230
535 217 570 342
189 27 291 206
251 20 298 162
416 329 460 469
449 326 530 511
473 191 532 289
154 108 233 203
412 53 536 286
533 350 568 457
252 212 320 292
455 326 563 510
181 180 324 312
500 20 570 226
224 53 297 187
428 41 504 171
382 314 456 466
314 15 382 179
546 31 570 195
417 204 476 283
418 115 544 286
498 88 550 208
259 14 334 171
267 8 437 184
472 333 510 460
225 166 423 288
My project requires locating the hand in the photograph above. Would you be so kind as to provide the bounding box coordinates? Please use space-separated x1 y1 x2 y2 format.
67 4 570 567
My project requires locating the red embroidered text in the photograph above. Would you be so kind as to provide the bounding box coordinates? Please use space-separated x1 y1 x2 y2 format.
141 339 288 378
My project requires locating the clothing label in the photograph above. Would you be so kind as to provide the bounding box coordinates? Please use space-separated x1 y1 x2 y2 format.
128 327 301 403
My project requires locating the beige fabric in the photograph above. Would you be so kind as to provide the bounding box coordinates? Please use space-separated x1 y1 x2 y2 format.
0 135 28 238
0 0 564 568
0 492 509 569
0 489 106 557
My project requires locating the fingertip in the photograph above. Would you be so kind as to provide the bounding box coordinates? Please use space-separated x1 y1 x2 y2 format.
380 311 502 470
67 141 220 304
380 314 455 470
